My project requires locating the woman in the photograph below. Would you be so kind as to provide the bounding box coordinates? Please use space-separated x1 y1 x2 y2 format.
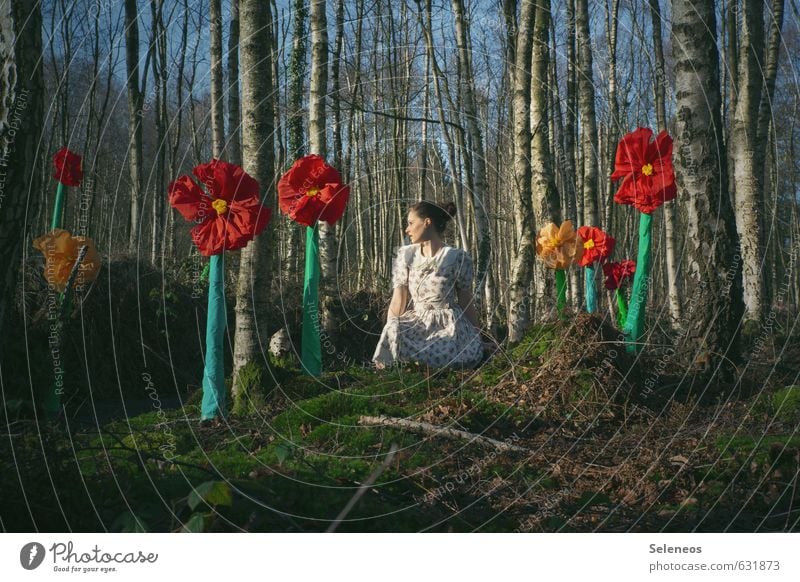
372 200 488 369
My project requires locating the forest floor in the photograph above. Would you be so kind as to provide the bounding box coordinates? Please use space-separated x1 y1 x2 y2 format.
2 314 799 532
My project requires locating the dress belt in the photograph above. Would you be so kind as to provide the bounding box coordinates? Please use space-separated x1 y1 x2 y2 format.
414 300 456 311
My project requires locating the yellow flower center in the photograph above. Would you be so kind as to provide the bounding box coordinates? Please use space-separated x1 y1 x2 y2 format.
641 163 654 176
306 186 321 197
211 198 228 215
583 239 595 250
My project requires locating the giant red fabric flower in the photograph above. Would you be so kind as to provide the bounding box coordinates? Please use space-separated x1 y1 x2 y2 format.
277 155 350 227
603 260 636 290
610 127 676 214
577 226 615 267
168 159 271 256
53 147 83 187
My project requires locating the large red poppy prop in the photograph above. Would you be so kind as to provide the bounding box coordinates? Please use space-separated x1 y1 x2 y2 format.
603 260 636 290
168 159 271 256
277 155 350 227
610 127 676 214
577 226 615 267
53 147 83 187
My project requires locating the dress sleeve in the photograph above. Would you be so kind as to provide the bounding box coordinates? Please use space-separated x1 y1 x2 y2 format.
454 250 474 292
391 246 410 288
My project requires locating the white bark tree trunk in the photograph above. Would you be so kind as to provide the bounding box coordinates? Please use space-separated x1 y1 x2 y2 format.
232 0 276 394
672 0 744 371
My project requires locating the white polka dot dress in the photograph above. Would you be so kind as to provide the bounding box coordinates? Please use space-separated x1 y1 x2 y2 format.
372 244 483 369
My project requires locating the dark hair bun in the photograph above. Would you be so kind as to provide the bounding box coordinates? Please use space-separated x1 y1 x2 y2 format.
410 200 456 234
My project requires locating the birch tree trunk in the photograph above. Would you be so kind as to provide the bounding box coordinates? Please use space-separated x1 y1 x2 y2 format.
672 0 743 371
124 0 144 254
649 0 682 323
232 0 276 393
575 0 598 228
755 0 785 310
507 0 536 342
227 0 242 166
731 0 766 322
209 0 224 159
451 0 491 311
0 0 43 339
531 0 561 319
309 0 338 337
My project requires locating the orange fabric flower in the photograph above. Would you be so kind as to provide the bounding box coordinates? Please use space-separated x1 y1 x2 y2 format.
32 229 101 292
535 220 584 269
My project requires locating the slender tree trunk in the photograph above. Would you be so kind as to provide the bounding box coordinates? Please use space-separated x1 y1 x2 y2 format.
232 0 276 392
575 0 598 227
507 0 536 342
124 0 144 254
452 0 491 311
209 0 225 157
227 0 243 166
531 0 561 320
309 0 337 337
756 0 785 310
672 0 743 372
0 0 43 340
731 0 766 322
649 0 682 323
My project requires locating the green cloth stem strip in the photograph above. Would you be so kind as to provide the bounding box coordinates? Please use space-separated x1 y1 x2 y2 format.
301 225 322 376
615 288 628 330
585 265 597 313
42 245 88 417
201 253 227 420
555 269 567 319
51 182 65 230
624 212 653 353
43 181 68 417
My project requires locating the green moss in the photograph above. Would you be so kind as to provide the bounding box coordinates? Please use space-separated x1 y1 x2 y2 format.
232 362 267 416
771 386 800 423
508 324 557 363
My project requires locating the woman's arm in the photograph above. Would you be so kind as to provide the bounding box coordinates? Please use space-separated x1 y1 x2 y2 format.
457 286 480 329
388 285 410 319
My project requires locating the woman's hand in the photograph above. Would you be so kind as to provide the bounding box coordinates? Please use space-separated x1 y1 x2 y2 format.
457 286 481 329
387 285 409 320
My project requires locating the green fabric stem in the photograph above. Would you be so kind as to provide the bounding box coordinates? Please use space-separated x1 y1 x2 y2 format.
585 265 597 313
555 269 567 319
624 212 653 353
301 225 322 376
51 182 65 231
201 253 227 420
43 181 68 417
615 288 628 330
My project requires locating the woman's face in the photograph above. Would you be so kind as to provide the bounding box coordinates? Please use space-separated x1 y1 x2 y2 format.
405 211 432 244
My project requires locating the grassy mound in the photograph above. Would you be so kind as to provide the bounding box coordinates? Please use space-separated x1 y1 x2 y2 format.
2 320 799 532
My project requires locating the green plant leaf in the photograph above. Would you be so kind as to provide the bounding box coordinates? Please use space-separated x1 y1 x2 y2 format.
181 513 208 533
187 481 233 510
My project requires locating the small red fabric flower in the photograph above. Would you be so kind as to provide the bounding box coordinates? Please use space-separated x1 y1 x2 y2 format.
277 155 350 227
610 127 676 214
168 159 271 256
603 260 636 290
53 147 83 187
577 226 615 267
